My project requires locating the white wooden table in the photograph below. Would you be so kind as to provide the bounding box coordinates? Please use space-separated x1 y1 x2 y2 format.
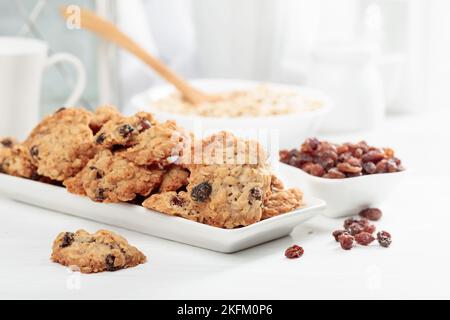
1 110 449 299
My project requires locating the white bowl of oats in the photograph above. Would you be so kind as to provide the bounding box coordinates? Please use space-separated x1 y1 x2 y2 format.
127 79 332 148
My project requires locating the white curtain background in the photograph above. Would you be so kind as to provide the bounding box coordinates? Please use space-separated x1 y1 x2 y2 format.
116 0 450 112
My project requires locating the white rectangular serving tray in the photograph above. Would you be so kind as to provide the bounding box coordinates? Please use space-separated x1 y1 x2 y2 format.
0 165 326 253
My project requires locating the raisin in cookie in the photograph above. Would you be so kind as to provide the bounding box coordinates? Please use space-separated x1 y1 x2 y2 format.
1 137 17 149
25 108 96 181
159 166 190 192
51 229 146 273
143 191 202 222
94 112 156 149
64 149 164 202
89 105 123 134
123 120 185 166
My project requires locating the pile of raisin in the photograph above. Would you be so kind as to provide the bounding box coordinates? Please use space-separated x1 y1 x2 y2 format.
332 208 392 250
280 138 404 178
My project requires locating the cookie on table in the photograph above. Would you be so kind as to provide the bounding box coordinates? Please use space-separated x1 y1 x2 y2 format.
159 166 190 192
0 139 36 178
94 112 156 149
123 120 186 167
24 108 96 181
51 229 146 274
89 105 123 134
143 191 202 222
64 149 164 203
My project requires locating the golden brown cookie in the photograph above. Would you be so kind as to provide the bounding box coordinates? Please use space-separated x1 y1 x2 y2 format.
94 112 156 149
262 188 303 219
0 138 37 178
159 166 190 192
123 120 185 167
144 133 272 228
64 149 164 202
89 105 123 134
51 229 146 274
187 164 272 228
24 108 96 181
191 131 267 166
143 191 202 222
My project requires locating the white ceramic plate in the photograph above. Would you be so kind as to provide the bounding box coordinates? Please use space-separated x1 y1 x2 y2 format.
126 79 332 149
0 165 325 253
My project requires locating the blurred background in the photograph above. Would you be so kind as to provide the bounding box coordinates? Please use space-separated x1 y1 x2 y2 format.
0 0 449 117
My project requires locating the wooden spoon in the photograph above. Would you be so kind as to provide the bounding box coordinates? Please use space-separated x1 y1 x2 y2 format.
60 6 215 105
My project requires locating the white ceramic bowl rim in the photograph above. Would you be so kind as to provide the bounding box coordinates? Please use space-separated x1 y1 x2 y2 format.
130 78 333 120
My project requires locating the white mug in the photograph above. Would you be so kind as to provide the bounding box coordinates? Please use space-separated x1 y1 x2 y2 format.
0 37 86 140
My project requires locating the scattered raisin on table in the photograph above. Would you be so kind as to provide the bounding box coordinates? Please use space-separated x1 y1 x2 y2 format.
338 234 354 250
377 231 392 248
285 245 304 259
332 230 349 242
354 232 375 246
344 218 370 236
359 208 382 221
363 224 376 234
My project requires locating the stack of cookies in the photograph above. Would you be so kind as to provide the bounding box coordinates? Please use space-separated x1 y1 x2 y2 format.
0 106 303 229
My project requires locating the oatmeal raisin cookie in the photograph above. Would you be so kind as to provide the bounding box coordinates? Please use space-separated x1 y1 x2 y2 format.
143 191 202 222
262 187 303 219
24 108 96 181
89 105 123 134
64 149 164 202
159 166 190 192
51 229 146 273
123 120 185 166
94 112 156 149
0 142 36 178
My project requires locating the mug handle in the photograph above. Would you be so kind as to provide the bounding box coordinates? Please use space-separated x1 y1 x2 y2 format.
45 53 86 107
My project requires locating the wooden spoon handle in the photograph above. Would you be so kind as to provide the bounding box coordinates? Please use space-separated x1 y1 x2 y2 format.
60 6 207 104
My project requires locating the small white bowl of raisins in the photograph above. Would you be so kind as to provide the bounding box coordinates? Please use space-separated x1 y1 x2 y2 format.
279 138 407 218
